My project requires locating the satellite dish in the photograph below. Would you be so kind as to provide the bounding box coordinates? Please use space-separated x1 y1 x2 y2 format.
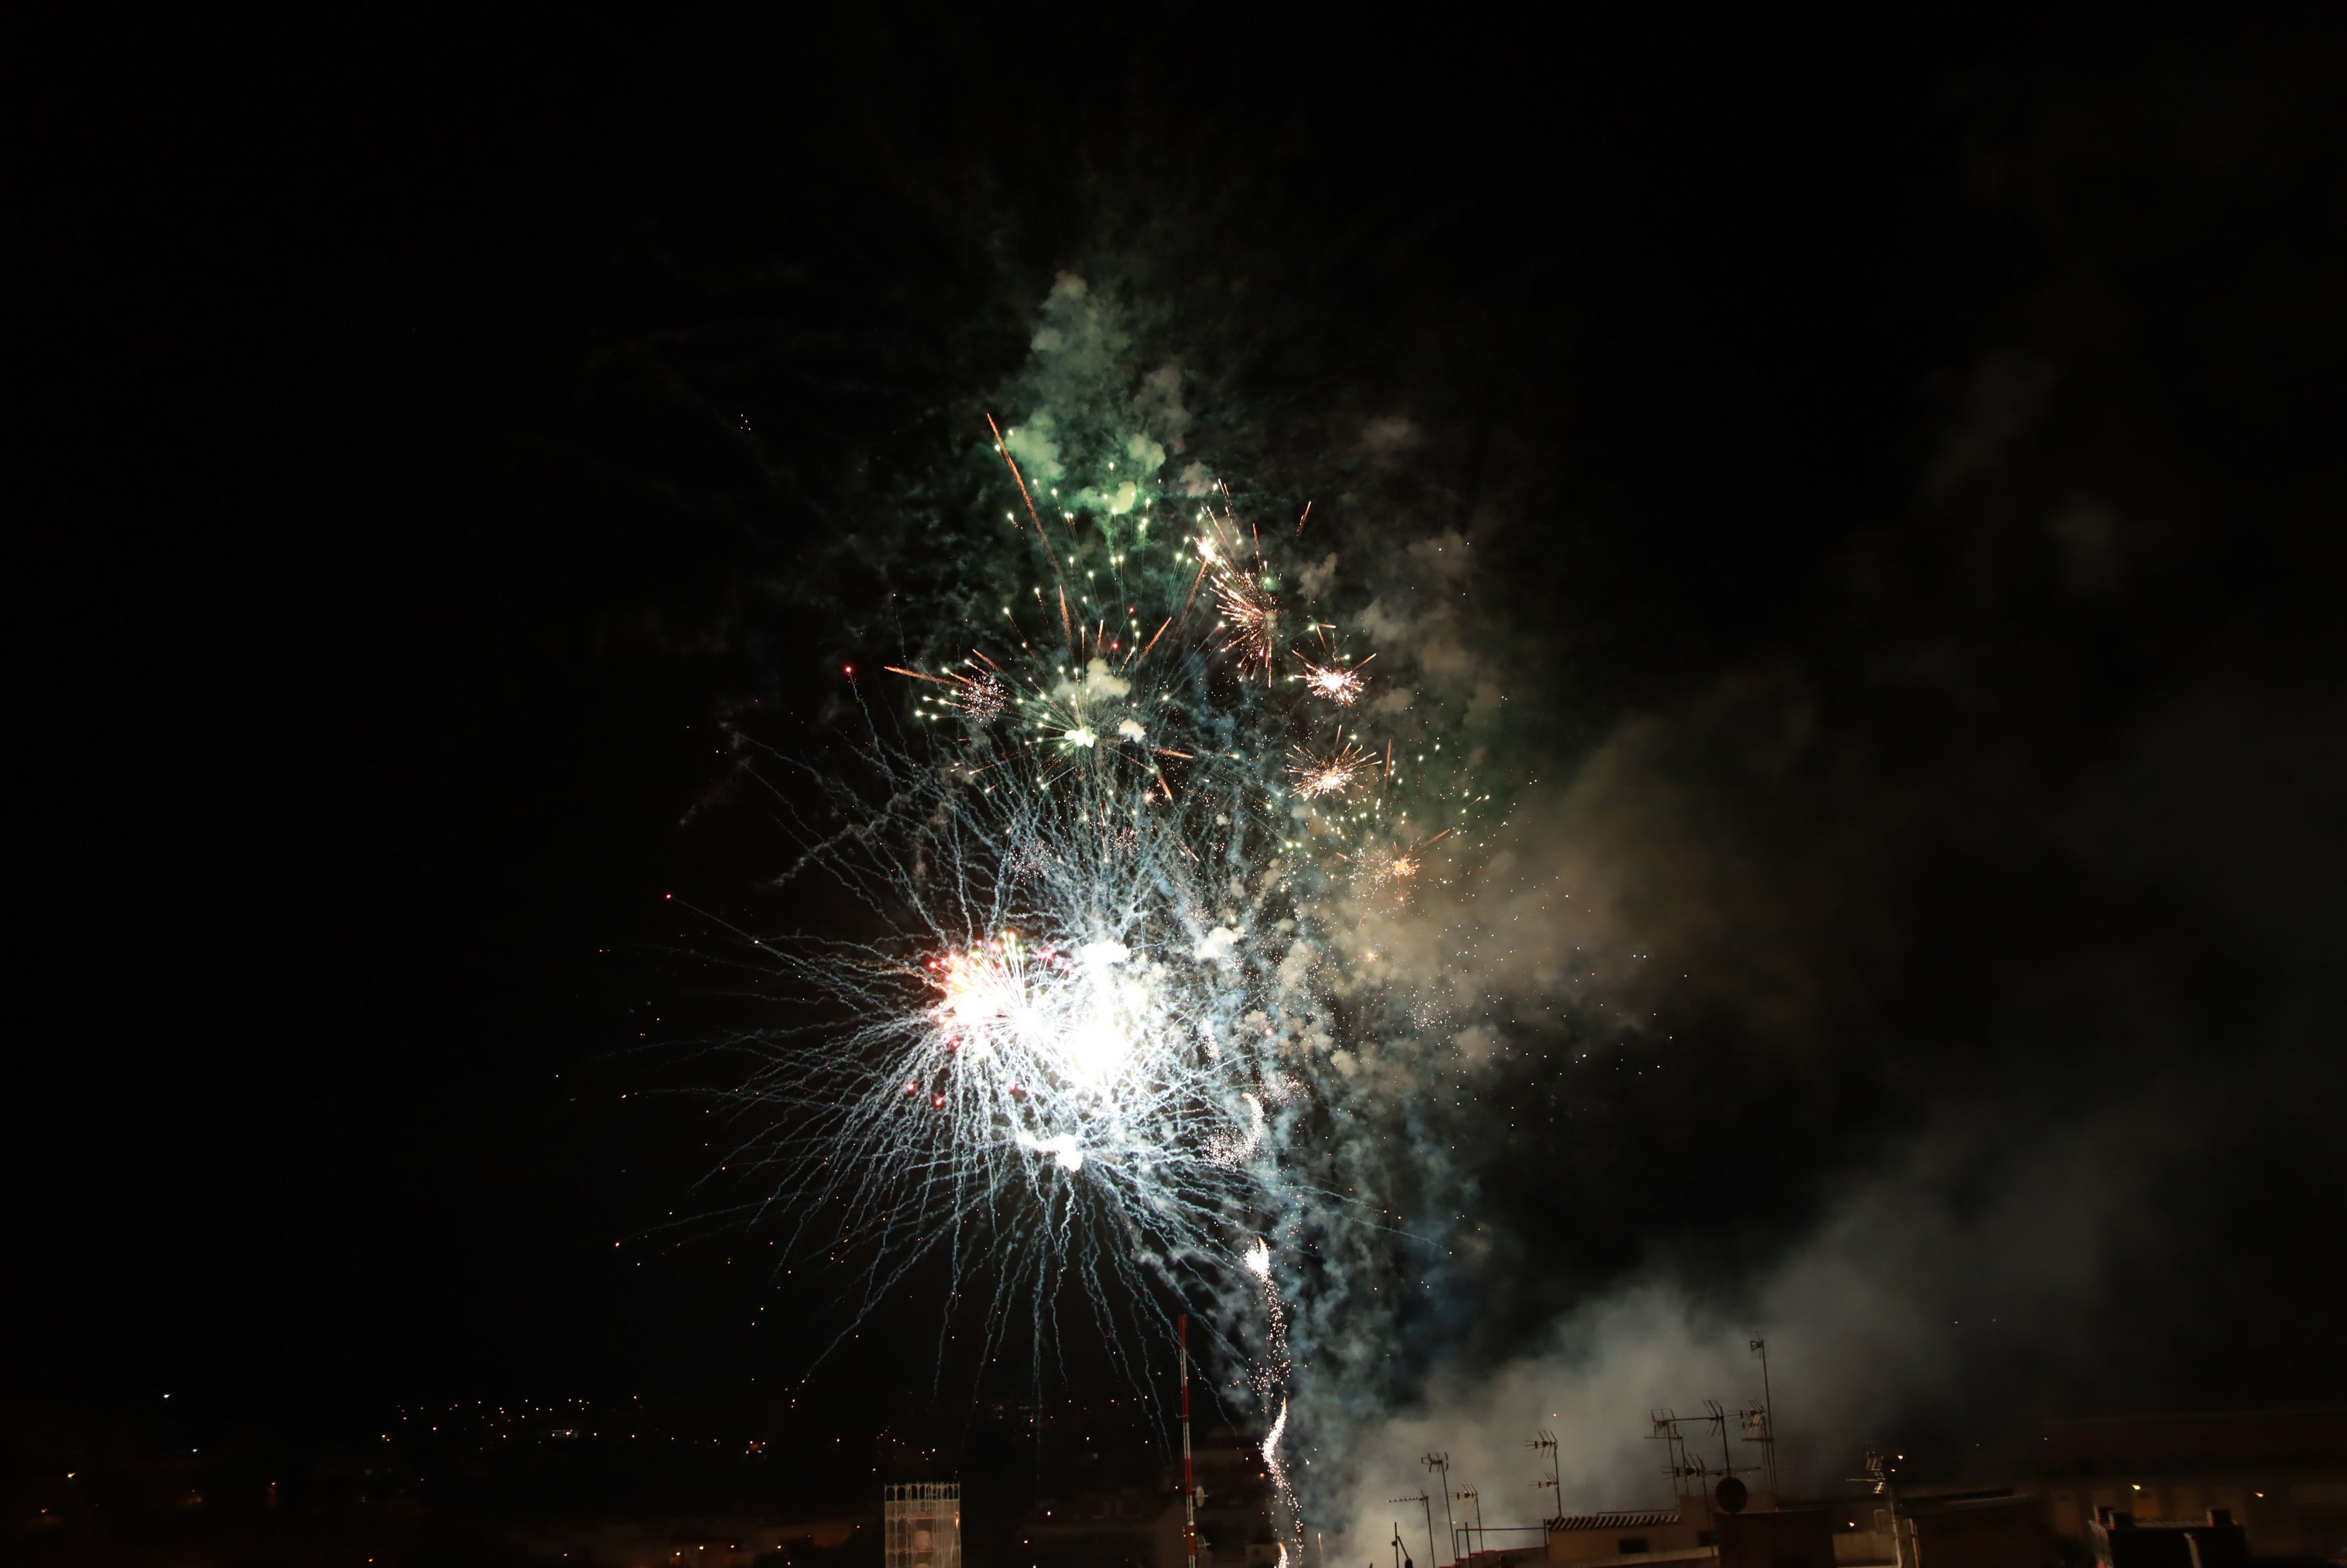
1715 1475 1749 1515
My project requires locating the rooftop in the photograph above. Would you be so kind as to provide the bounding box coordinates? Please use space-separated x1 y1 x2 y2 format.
1545 1510 1680 1532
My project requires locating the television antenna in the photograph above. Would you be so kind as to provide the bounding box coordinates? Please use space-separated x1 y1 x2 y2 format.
1390 1492 1434 1568
1453 1488 1484 1559
1422 1455 1455 1565
1741 1338 1781 1498
1527 1431 1561 1513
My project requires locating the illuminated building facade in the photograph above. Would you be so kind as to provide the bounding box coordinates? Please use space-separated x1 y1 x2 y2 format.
886 1482 962 1568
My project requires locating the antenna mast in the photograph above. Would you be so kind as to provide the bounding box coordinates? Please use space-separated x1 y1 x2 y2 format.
1745 1339 1781 1499
1649 1410 1712 1500
1422 1456 1455 1566
1390 1492 1434 1568
1454 1488 1483 1559
1180 1316 1199 1568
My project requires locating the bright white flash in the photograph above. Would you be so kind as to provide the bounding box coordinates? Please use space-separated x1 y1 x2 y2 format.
932 935 1153 1094
1016 1131 1086 1172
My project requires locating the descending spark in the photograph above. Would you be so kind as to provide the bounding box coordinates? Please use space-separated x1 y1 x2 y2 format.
1251 1238 1300 1538
1265 1398 1290 1506
988 411 1055 553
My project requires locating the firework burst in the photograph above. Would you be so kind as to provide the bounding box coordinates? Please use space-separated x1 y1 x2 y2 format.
1345 829 1451 889
1288 738 1372 799
1297 656 1370 706
717 724 1296 1394
705 347 1493 1554
1195 513 1282 679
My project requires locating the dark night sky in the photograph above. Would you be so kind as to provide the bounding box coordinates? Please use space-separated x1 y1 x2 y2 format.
12 9 2346 1484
